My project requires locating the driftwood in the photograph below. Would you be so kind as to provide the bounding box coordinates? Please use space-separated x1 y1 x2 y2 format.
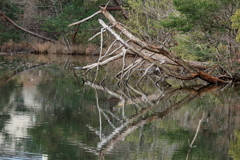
69 7 231 84
0 11 56 43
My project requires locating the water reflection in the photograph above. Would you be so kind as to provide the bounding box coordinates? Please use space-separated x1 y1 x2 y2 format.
0 69 47 159
81 80 223 159
0 54 240 160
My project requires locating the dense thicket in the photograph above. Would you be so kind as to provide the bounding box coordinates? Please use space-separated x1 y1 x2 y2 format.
126 0 240 66
0 0 111 45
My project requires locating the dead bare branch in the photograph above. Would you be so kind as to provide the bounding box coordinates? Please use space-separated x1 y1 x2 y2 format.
70 7 229 84
0 10 56 43
68 11 101 27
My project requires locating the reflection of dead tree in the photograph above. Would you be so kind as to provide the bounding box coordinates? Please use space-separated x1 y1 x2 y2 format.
189 117 204 148
78 80 222 158
70 7 234 84
84 79 167 108
0 63 50 86
94 94 196 157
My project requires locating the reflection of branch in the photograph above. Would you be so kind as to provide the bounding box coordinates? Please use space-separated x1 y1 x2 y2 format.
0 63 51 86
186 116 205 160
70 94 195 157
137 63 155 85
96 102 159 152
97 93 197 156
79 81 222 157
95 88 102 141
189 116 205 148
85 80 125 104
177 84 222 96
86 125 104 138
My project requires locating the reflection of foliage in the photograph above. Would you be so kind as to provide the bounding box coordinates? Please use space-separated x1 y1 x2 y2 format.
125 120 190 159
36 68 97 110
0 73 19 134
27 70 115 159
0 115 10 132
29 124 96 160
0 80 17 109
229 130 240 159
1 61 238 159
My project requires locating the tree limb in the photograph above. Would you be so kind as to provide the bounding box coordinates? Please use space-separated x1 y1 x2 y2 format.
0 10 56 43
70 7 229 84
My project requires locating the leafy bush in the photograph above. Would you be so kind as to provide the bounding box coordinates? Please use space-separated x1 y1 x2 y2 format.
171 33 217 61
231 9 240 42
125 0 174 45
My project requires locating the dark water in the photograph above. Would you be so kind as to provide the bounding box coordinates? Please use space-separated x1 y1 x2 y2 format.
0 54 240 160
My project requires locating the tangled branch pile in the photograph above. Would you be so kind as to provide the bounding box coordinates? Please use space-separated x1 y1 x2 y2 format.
71 7 239 85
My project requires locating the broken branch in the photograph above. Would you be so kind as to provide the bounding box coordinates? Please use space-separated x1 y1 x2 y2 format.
0 10 56 43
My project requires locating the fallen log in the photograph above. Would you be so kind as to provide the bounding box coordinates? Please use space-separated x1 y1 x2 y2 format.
69 7 231 84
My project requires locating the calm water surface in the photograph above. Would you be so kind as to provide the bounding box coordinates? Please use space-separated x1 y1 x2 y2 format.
0 54 240 160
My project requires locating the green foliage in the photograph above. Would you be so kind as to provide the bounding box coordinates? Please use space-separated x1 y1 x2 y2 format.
160 15 191 32
0 25 22 45
171 33 217 61
158 0 240 63
38 0 106 43
160 0 227 32
0 0 23 19
125 0 173 44
0 1 23 45
0 0 108 45
231 9 240 42
229 130 240 159
125 0 238 63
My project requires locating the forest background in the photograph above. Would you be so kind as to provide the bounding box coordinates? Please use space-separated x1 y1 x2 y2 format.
1 0 240 71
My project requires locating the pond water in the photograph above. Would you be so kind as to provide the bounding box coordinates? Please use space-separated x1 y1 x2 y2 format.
0 54 240 160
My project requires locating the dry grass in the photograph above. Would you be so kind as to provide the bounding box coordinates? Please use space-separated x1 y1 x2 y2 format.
31 42 51 53
0 40 32 53
0 39 100 55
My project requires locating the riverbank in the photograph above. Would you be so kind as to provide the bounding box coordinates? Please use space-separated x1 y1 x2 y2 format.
0 40 101 55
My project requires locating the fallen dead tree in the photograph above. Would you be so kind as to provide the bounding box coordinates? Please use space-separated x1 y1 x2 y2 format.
70 6 236 84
